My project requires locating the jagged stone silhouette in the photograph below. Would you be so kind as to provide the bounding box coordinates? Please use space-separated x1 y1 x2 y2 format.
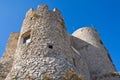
0 5 120 80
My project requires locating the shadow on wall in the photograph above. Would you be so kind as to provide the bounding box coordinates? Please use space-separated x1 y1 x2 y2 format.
71 35 117 78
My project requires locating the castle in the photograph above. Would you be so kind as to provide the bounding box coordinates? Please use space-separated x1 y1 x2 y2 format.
0 5 120 80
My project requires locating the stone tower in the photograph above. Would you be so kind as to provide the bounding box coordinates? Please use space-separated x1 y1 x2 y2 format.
5 5 90 80
0 5 119 80
0 32 19 80
71 27 116 78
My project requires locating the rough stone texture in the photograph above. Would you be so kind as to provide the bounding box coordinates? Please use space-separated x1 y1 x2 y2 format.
72 27 116 78
0 33 19 80
93 72 120 80
5 5 90 80
0 5 119 80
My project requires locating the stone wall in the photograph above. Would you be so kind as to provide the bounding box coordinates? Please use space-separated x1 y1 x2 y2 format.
71 27 116 78
5 5 90 80
0 32 19 80
93 72 120 80
0 5 119 80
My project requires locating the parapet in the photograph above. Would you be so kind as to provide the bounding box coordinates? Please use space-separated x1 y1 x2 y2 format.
37 5 61 15
53 8 61 15
21 5 64 36
37 4 49 12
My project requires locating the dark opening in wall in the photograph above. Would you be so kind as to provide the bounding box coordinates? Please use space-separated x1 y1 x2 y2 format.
23 35 30 44
21 30 31 44
48 45 53 49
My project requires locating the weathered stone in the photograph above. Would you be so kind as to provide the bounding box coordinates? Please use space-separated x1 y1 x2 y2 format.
0 5 119 80
72 27 117 78
0 33 19 80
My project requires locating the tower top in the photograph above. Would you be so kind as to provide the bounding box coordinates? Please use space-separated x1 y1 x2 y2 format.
21 4 64 36
26 5 61 18
73 27 97 34
37 4 48 10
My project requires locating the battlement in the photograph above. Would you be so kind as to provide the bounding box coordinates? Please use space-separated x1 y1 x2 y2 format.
21 5 65 36
0 5 119 80
37 5 48 11
26 5 61 18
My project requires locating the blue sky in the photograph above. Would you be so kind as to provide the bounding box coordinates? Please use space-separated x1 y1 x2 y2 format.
0 0 120 71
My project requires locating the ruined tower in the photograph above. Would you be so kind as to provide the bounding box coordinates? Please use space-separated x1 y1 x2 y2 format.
0 5 119 80
5 5 90 80
71 27 116 78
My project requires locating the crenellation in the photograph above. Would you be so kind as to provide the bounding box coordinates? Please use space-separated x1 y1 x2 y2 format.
0 5 119 80
53 8 61 15
25 8 34 18
37 5 49 12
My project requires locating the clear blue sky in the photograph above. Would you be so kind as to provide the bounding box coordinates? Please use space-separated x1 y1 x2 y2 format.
0 0 120 72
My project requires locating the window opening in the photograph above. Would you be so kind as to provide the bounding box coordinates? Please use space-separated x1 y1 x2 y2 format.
23 35 31 44
48 45 53 49
21 30 31 44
